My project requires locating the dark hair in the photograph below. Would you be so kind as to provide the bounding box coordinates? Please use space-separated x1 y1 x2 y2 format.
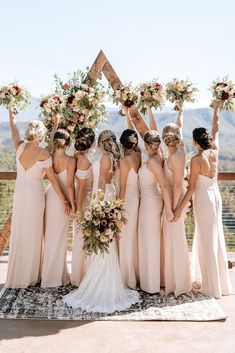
53 129 70 150
193 127 213 150
144 130 161 150
74 127 95 151
120 129 138 151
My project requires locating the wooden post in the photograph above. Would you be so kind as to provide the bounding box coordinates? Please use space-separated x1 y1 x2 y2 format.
87 50 148 138
0 215 11 256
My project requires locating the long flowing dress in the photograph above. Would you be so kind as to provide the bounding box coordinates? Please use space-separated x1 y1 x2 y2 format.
41 168 70 287
5 142 52 288
71 162 93 287
163 162 192 297
192 173 232 298
63 167 139 313
138 163 163 293
118 168 139 289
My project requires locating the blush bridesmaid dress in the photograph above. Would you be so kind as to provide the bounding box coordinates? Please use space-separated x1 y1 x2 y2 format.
163 162 192 297
41 166 71 287
118 166 139 289
192 151 232 299
71 158 93 286
138 163 163 293
5 143 52 288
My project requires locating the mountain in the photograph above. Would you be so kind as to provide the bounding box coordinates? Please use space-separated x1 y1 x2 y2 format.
0 107 235 171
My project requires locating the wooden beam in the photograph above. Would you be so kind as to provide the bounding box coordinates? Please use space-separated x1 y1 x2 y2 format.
86 50 107 85
0 215 11 256
218 172 235 181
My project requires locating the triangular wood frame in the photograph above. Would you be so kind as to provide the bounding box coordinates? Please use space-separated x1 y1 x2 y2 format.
87 50 148 137
0 50 149 255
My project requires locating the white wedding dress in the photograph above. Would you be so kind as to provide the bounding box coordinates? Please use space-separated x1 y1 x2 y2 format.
63 161 139 313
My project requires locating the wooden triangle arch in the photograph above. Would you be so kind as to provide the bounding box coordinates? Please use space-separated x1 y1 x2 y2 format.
0 50 148 255
86 50 148 137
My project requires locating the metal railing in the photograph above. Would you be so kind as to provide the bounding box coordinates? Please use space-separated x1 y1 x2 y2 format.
0 172 235 251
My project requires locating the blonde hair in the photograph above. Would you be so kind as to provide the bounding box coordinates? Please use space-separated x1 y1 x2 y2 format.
25 120 46 142
144 130 161 151
98 130 120 169
162 123 180 135
162 130 181 147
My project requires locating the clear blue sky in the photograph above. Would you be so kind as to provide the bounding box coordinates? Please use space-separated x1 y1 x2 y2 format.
1 0 234 107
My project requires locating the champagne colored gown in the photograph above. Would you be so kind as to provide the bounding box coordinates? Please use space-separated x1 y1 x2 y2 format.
5 143 52 288
192 151 232 298
41 168 70 287
163 162 191 297
71 160 93 286
118 167 139 289
138 163 163 293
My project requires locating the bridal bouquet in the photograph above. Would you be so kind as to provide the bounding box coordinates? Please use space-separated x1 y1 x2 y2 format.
79 195 125 255
0 82 31 114
111 83 138 114
54 70 106 135
136 80 165 114
209 76 235 111
165 78 198 111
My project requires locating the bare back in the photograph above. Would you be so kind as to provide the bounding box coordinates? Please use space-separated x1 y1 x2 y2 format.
52 153 71 174
198 149 218 179
19 143 49 171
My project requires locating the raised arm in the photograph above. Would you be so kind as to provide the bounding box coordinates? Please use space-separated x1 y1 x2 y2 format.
173 156 201 221
211 101 220 150
8 110 23 150
146 105 158 131
47 115 60 154
122 106 134 129
84 108 90 127
66 158 76 213
148 158 173 222
176 107 185 147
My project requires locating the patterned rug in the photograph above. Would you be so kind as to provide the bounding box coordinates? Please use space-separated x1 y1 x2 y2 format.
0 284 226 321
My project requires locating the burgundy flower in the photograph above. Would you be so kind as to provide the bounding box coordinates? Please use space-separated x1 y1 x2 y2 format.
155 83 161 89
13 85 21 95
221 91 229 100
124 99 133 107
67 95 74 104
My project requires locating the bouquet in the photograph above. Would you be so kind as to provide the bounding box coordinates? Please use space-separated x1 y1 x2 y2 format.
0 82 31 114
165 78 198 111
79 194 126 255
54 70 106 136
136 80 165 114
111 83 138 115
209 76 235 111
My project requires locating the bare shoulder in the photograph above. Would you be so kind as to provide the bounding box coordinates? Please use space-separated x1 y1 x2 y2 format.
100 154 112 167
148 156 161 171
77 157 91 171
191 154 201 166
39 148 51 161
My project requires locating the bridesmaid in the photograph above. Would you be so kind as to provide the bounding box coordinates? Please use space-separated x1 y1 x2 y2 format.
162 108 192 297
138 106 174 293
118 120 141 289
41 129 76 287
174 102 232 298
5 111 70 288
71 127 95 286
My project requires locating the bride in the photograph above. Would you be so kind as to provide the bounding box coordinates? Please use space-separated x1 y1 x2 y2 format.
63 130 139 313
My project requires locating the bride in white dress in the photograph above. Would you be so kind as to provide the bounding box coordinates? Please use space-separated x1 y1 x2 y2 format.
63 130 139 313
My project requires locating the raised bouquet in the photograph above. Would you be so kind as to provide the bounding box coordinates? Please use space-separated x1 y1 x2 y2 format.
136 80 165 114
165 78 198 111
79 195 126 255
209 76 235 111
111 83 138 115
54 69 106 137
0 82 31 114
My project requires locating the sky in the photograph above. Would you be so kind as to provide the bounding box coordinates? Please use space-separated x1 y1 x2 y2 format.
0 0 235 107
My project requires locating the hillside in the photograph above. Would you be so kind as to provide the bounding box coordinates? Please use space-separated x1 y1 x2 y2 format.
0 107 234 171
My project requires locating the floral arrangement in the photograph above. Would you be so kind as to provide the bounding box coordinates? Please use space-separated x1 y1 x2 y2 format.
79 194 126 255
111 83 138 115
54 69 107 136
209 76 235 111
165 78 198 111
136 80 165 114
184 155 194 221
0 82 31 114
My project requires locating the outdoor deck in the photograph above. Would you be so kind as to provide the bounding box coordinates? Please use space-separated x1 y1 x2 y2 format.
0 172 235 353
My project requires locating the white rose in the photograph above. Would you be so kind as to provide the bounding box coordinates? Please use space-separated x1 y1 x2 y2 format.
176 83 184 92
187 86 193 93
105 228 112 236
84 211 92 221
100 235 106 243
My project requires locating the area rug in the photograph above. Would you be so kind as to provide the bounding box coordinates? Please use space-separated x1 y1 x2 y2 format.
0 284 226 321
